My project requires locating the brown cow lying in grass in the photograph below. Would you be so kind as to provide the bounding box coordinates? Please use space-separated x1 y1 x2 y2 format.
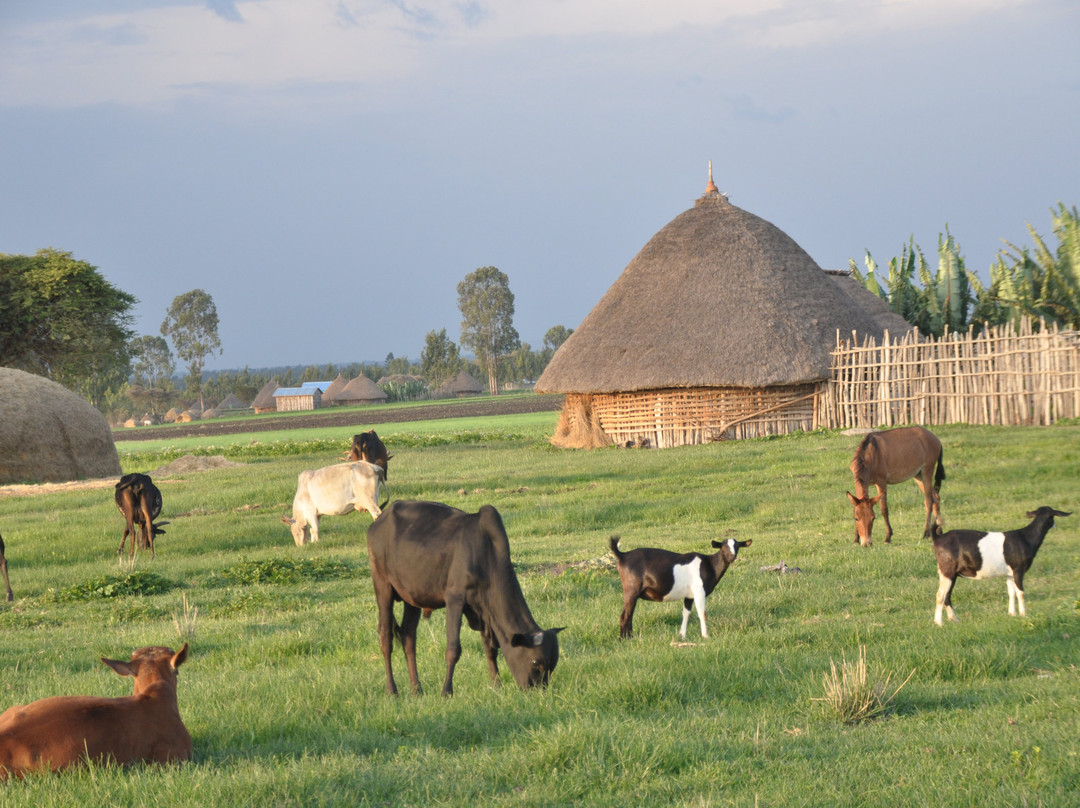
0 644 192 779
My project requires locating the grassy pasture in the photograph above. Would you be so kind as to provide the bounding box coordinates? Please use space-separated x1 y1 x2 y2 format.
1 413 1078 806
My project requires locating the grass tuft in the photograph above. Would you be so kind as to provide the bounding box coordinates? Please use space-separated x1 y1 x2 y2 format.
815 645 914 724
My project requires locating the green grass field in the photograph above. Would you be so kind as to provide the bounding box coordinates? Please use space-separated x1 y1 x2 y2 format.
1 413 1078 806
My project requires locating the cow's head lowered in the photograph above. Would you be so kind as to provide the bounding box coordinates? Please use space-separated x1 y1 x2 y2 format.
506 627 563 689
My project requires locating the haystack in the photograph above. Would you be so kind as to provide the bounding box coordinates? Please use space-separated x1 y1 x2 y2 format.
536 169 914 448
0 367 121 484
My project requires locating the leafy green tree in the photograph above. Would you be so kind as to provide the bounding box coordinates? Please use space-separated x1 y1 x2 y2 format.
543 325 573 353
0 248 135 406
457 266 520 395
420 328 462 390
160 289 222 409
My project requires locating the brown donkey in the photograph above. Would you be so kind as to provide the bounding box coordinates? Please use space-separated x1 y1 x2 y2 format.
846 426 944 546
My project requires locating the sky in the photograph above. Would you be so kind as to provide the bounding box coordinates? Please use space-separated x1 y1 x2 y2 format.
2 0 1078 372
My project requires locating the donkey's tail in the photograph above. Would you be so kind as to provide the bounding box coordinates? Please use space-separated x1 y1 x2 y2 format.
934 448 946 492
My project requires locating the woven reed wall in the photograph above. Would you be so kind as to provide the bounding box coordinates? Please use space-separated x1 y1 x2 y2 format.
562 385 819 449
822 320 1080 429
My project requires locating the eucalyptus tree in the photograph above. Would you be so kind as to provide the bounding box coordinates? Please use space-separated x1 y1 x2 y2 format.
160 289 222 409
457 266 520 394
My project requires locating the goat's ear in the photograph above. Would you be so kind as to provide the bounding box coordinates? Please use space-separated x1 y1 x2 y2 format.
281 515 295 525
740 539 753 548
101 656 136 678
172 643 189 669
846 491 858 505
870 493 883 505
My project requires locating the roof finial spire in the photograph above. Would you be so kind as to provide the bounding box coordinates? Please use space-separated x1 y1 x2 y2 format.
705 160 718 194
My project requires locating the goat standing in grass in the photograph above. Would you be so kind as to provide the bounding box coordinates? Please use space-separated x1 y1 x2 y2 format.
932 507 1071 625
610 535 751 640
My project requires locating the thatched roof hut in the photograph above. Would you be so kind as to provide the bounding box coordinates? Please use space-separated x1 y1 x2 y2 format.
252 378 280 414
535 170 913 448
0 368 121 484
332 375 388 406
320 374 349 405
216 393 247 410
435 370 484 398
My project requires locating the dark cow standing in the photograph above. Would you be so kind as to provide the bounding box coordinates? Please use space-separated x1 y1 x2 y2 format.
348 430 391 479
115 473 167 558
0 533 12 602
366 500 562 696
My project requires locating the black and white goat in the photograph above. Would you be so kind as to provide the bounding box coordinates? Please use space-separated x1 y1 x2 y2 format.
932 506 1071 626
610 535 751 640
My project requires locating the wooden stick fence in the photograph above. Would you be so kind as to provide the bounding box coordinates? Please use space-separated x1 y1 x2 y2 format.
821 319 1080 429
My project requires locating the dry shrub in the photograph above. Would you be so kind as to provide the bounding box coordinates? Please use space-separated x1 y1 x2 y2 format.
815 645 914 724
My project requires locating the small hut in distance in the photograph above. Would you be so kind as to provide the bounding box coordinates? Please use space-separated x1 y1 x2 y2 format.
252 378 280 414
535 165 913 448
327 374 388 407
436 370 484 398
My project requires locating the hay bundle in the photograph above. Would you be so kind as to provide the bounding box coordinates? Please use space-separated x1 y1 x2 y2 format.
550 394 611 449
0 367 121 485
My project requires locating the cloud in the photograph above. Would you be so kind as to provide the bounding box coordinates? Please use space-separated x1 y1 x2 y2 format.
206 0 243 23
0 0 1038 109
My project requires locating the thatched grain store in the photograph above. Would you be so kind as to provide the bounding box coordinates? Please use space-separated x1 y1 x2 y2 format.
535 171 913 448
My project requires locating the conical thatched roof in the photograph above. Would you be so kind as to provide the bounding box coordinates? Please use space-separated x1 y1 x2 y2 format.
0 367 121 484
825 270 915 336
216 393 247 410
335 374 388 403
320 373 349 404
436 370 484 397
251 378 279 411
536 184 911 394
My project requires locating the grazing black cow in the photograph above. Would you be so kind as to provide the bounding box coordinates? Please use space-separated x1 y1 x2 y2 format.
0 533 12 602
114 473 167 558
366 500 563 696
347 430 392 479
